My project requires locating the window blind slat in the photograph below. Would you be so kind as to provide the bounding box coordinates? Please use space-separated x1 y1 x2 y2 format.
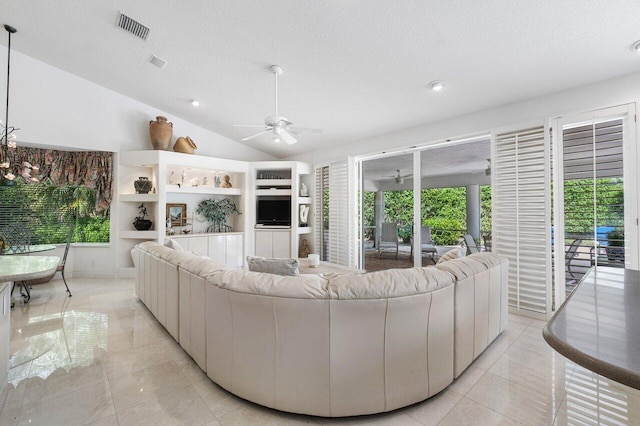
493 125 550 316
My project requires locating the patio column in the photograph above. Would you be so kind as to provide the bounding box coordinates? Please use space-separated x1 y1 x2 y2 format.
374 190 384 246
466 184 480 239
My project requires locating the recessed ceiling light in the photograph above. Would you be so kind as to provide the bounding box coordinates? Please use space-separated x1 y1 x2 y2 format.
632 40 640 52
191 100 200 107
429 80 445 92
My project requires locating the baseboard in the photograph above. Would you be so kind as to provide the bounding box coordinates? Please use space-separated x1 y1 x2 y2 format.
117 268 136 278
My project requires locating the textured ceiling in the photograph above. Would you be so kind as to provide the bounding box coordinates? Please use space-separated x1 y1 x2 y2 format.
2 1 640 158
363 139 490 182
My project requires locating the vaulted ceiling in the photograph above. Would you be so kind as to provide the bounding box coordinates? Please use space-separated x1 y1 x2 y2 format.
2 1 640 158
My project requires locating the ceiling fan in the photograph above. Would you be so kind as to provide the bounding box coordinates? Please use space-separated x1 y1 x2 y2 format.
234 65 320 145
385 169 412 184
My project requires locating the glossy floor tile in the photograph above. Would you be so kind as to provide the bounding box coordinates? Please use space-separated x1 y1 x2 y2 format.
2 276 640 425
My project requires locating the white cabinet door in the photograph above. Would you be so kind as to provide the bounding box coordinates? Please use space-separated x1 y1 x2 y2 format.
226 234 243 267
272 231 291 258
208 235 227 265
187 236 208 255
255 231 273 258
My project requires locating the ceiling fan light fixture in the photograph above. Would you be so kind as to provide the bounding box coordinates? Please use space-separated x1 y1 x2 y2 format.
191 99 200 107
429 80 445 92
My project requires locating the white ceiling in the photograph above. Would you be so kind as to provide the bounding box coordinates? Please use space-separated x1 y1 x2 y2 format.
2 1 640 158
363 139 490 182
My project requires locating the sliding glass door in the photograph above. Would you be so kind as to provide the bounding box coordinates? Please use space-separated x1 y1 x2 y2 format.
552 104 637 303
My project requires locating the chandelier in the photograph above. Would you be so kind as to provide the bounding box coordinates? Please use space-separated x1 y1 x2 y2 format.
1 24 38 185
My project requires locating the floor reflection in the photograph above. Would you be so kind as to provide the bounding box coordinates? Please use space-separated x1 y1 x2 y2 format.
2 277 640 425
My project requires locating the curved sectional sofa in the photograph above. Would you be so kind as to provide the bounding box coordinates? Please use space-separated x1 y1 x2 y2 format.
132 241 508 417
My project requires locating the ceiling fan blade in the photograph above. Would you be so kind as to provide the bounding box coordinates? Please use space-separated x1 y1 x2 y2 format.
287 126 323 135
234 124 267 128
241 129 271 141
279 129 297 145
401 174 412 178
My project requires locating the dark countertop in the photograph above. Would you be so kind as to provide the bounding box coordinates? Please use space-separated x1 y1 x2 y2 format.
543 267 640 390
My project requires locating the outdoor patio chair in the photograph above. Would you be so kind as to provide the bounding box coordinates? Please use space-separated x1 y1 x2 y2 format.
464 234 480 255
411 226 438 261
26 222 73 297
565 238 583 285
378 222 399 259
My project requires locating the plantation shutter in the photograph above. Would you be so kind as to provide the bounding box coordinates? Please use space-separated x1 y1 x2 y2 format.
328 161 350 266
314 166 330 260
493 125 551 317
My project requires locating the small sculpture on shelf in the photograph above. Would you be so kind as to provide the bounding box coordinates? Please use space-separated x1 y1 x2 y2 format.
299 239 310 258
134 177 153 194
166 217 175 235
221 175 232 188
214 175 221 187
299 205 309 226
300 182 308 197
133 204 153 231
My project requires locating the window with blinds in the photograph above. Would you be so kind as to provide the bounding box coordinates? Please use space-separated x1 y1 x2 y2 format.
315 161 355 267
0 183 109 251
563 119 624 278
493 125 551 317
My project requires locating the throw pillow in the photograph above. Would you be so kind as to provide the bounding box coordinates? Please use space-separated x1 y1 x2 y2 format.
247 256 299 276
437 247 464 264
164 238 184 251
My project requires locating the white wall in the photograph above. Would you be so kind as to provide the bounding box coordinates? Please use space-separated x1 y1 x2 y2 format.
3 47 275 277
286 71 640 165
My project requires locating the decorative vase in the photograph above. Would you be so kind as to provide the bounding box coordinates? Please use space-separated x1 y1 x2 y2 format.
133 219 153 231
134 177 153 194
173 136 197 154
149 116 173 150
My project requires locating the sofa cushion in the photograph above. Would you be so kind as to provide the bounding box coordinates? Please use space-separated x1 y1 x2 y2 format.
179 256 231 277
435 252 505 280
247 256 299 276
328 267 454 300
207 269 329 299
136 241 199 266
164 238 184 251
437 248 464 264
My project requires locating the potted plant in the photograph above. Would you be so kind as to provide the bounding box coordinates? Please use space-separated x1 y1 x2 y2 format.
196 197 241 233
133 203 152 231
398 224 412 244
606 230 624 263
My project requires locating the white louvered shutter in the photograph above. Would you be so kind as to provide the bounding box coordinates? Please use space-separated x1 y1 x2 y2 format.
493 125 552 318
328 161 349 265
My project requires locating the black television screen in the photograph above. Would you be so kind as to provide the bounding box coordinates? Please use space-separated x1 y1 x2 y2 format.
256 197 291 226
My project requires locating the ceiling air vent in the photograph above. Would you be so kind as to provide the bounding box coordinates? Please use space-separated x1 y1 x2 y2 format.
118 13 150 40
149 55 168 69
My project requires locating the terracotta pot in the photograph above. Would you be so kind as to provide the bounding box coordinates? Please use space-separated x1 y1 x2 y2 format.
149 116 173 150
173 136 197 154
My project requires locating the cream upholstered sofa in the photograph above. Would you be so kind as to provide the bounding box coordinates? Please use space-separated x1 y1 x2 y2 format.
132 241 508 417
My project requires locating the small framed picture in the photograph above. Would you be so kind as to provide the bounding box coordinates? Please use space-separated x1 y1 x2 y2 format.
166 203 187 226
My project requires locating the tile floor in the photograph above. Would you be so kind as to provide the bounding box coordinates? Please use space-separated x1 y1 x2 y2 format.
2 277 640 425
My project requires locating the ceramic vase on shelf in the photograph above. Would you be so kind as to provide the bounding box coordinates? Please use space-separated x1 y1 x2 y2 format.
149 116 173 150
173 136 197 154
134 177 153 194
